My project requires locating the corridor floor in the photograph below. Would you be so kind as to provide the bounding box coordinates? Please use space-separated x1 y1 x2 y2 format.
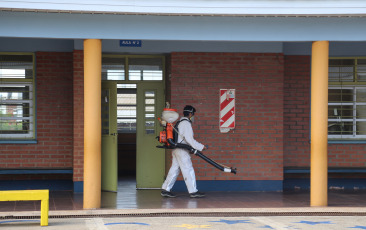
1 177 366 212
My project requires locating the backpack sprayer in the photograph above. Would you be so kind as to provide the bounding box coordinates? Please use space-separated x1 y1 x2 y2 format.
156 107 237 174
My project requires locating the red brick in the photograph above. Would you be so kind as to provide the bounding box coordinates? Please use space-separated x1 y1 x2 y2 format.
171 52 284 181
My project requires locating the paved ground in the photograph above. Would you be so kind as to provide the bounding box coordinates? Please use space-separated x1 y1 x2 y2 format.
2 208 366 230
2 215 366 230
2 183 366 230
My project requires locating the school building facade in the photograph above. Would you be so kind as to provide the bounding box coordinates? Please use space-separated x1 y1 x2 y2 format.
1 0 366 208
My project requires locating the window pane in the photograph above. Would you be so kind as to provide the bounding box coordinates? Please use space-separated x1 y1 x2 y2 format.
0 84 33 136
329 89 353 103
102 57 125 80
0 119 30 134
328 105 341 119
341 122 353 135
0 85 30 100
101 89 109 135
329 59 354 82
117 84 137 133
117 84 136 89
145 113 155 118
357 121 366 135
129 71 141 81
145 120 155 134
328 105 353 119
145 106 154 112
328 87 355 138
0 103 31 134
0 103 30 118
329 59 355 66
128 58 163 81
143 71 163 80
117 94 136 105
356 89 366 103
328 121 353 135
117 106 136 118
357 101 366 138
0 55 33 79
145 99 155 105
357 105 366 119
357 59 366 82
145 91 155 97
118 118 136 133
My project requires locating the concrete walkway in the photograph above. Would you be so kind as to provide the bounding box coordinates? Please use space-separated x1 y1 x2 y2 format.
2 207 366 229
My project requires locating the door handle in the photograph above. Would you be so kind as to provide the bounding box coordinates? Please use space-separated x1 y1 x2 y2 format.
111 133 118 136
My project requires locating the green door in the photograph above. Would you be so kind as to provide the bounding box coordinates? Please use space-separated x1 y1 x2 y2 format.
101 82 118 192
136 82 165 188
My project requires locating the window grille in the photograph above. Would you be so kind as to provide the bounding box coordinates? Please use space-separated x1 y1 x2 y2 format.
328 58 366 139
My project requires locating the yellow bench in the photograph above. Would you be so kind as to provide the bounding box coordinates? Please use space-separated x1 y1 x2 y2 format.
0 190 49 226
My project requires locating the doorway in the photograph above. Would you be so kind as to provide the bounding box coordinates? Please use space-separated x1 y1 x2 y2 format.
101 55 166 192
116 84 137 178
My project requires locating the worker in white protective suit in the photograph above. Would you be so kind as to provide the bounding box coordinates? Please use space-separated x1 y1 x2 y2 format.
161 105 207 198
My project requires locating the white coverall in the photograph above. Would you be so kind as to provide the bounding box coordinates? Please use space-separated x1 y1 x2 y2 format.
162 117 204 194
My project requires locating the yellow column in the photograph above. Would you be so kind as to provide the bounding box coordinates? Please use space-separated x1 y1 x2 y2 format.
310 41 329 207
83 39 102 209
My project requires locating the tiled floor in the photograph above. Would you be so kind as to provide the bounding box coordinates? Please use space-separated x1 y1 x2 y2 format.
1 177 366 212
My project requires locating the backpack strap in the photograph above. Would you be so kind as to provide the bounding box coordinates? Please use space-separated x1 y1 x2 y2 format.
173 119 190 144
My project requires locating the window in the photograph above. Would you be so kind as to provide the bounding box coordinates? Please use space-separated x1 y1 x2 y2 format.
102 57 125 81
102 56 164 81
0 54 35 140
144 90 156 134
328 58 366 139
117 84 137 133
129 58 163 81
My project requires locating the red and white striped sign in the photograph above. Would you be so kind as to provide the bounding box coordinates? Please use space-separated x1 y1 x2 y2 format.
219 89 235 133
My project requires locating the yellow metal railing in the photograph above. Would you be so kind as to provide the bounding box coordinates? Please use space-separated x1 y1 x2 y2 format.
0 190 49 226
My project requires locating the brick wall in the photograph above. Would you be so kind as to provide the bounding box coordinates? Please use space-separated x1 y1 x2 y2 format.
283 55 311 167
0 52 73 171
328 145 366 167
170 52 284 181
73 50 84 182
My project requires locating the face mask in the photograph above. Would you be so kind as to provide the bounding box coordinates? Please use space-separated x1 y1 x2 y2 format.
190 116 195 122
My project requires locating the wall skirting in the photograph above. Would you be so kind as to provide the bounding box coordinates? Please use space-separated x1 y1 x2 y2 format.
172 180 283 192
